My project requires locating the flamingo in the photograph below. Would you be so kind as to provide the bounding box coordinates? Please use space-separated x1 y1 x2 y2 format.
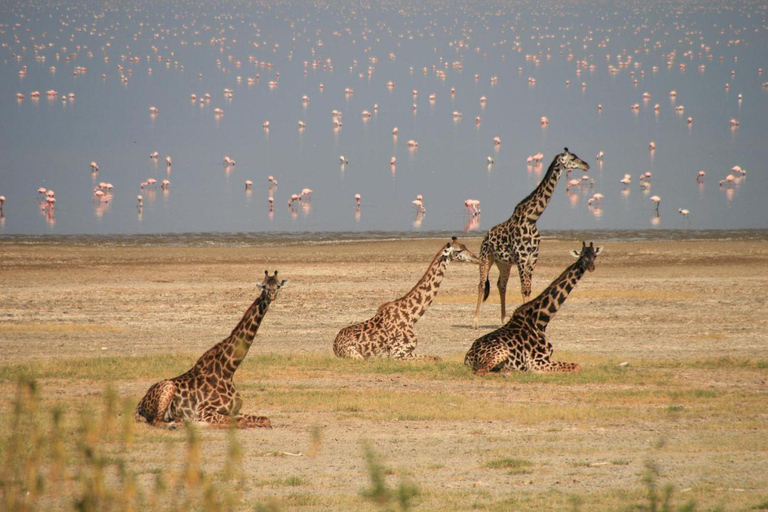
355 194 361 207
137 195 143 209
161 180 170 189
596 151 604 160
620 174 631 186
390 156 396 165
166 156 172 167
90 161 99 172
300 188 313 200
268 176 278 185
0 196 5 209
412 194 425 213
697 171 706 181
650 195 661 211
37 187 47 197
263 120 270 129
492 136 501 145
245 180 253 190
464 199 481 216
678 208 689 217
649 141 656 150
392 127 398 136
150 151 158 159
566 178 581 192
486 156 494 165
540 116 549 125
223 156 235 166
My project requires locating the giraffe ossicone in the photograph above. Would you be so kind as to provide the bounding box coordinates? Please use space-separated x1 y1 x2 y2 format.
333 238 479 360
135 270 288 428
473 147 590 329
465 242 601 375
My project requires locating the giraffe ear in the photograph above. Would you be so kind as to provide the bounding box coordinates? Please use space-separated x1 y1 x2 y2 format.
279 279 289 288
594 246 603 255
257 283 266 290
570 250 581 258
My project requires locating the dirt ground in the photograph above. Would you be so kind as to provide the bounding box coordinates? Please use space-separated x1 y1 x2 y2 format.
1 237 767 510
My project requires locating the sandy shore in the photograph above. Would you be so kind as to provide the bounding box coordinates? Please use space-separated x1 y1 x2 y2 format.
1 237 766 362
1 236 767 510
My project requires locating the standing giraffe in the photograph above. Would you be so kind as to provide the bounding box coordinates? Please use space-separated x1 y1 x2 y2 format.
473 148 590 329
136 271 288 428
465 242 602 375
334 238 478 360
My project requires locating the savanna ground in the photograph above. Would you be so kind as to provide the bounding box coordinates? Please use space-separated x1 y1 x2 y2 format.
0 237 767 511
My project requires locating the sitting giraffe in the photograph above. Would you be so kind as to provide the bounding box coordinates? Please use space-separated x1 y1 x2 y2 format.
334 237 478 360
474 148 590 329
465 242 602 375
136 270 288 428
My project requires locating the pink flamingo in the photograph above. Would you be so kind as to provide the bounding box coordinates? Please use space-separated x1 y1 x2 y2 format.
464 199 481 217
492 136 501 146
540 116 549 125
697 171 706 181
649 141 656 150
412 194 425 213
650 195 661 212
223 156 235 166
137 195 143 209
288 193 300 206
0 196 5 210
166 156 172 168
355 194 361 208
161 180 170 189
565 178 581 192
596 151 604 160
37 187 47 197
245 180 253 190
150 151 158 159
300 188 313 200
268 176 278 185
90 161 99 172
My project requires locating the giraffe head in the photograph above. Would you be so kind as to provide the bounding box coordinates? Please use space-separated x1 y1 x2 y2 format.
258 270 289 302
444 237 480 264
558 147 590 172
570 241 603 272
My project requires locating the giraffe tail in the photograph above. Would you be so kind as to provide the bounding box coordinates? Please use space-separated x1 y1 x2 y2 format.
483 278 490 301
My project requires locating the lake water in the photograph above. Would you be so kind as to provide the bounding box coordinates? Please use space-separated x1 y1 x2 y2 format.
1 0 767 237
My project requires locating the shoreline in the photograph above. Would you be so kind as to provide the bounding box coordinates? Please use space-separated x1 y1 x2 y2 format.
1 228 767 248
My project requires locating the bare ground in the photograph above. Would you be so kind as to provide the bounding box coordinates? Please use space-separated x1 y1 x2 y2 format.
1 237 767 510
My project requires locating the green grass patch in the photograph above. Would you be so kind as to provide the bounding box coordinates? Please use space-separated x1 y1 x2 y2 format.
484 457 534 474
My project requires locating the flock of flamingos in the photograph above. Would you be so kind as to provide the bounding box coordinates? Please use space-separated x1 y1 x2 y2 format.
1 0 763 233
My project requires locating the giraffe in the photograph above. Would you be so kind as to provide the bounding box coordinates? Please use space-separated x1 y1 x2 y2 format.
473 148 590 329
135 270 288 428
464 242 602 375
333 237 479 360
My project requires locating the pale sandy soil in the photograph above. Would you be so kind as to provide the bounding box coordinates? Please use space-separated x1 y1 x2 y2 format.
1 237 767 510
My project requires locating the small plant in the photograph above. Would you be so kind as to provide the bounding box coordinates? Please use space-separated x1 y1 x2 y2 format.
639 460 695 512
484 457 534 474
360 443 419 512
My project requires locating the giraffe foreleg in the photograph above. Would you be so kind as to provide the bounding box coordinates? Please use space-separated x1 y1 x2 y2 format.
136 380 177 425
516 260 533 303
471 349 512 376
496 262 512 324
474 255 492 329
531 360 582 373
198 408 272 428
391 329 441 361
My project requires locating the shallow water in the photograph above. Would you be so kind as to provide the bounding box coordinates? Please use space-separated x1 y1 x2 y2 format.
0 0 766 236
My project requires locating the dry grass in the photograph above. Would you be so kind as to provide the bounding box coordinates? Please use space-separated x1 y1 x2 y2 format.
1 238 767 510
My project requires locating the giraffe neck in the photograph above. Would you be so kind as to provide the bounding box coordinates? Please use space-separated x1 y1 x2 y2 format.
523 258 588 331
200 291 270 380
512 158 564 223
398 250 450 322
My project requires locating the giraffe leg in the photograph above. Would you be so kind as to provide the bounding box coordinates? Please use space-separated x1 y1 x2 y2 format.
198 408 272 428
472 349 512 376
516 260 532 303
532 360 581 373
391 329 441 361
496 262 512 324
335 343 366 360
474 255 492 329
136 380 177 425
